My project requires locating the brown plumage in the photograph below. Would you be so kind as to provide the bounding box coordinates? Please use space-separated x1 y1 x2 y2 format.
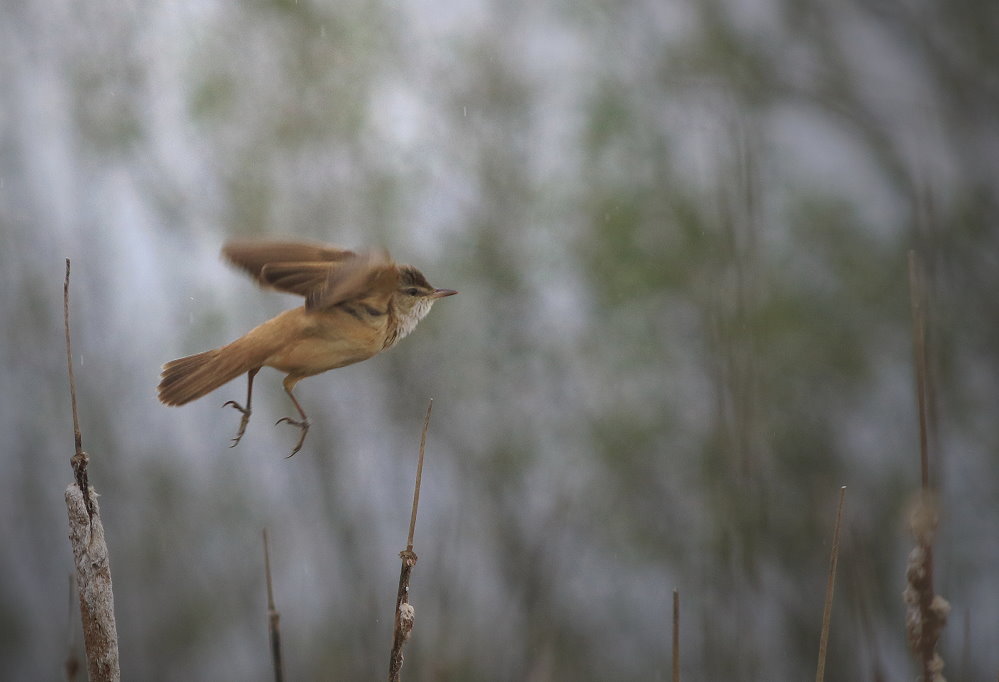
157 239 456 456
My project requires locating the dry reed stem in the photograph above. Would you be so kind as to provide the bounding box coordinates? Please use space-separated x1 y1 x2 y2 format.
63 258 120 680
66 486 120 681
388 399 433 682
816 486 846 682
64 260 92 515
672 589 680 682
64 574 80 681
904 251 948 681
908 251 930 491
263 529 284 682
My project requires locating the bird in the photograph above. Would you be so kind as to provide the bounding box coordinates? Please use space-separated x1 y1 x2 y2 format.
157 239 457 456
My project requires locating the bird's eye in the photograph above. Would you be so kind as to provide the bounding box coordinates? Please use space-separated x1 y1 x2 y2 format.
404 287 420 296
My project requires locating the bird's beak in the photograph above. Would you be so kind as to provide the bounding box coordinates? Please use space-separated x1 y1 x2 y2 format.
432 288 458 299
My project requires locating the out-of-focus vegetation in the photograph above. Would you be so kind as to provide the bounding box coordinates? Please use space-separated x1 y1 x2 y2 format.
1 0 997 679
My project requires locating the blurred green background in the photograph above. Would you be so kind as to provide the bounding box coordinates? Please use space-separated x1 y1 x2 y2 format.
2 1 997 679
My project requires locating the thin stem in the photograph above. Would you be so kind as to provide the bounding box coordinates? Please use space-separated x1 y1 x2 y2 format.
389 398 434 681
672 589 680 682
262 529 283 682
64 260 83 455
908 251 929 490
907 249 946 680
816 486 846 682
407 399 433 552
63 259 91 516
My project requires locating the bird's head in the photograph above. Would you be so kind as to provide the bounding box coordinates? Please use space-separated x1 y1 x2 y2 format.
388 265 457 343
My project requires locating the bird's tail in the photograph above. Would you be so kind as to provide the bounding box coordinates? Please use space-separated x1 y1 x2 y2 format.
158 336 273 406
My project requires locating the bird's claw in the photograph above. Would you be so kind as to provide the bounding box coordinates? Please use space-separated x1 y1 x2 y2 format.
222 400 252 448
275 416 310 457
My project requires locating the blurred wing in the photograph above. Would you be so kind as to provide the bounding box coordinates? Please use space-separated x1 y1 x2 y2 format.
222 239 356 298
258 262 335 298
308 248 399 313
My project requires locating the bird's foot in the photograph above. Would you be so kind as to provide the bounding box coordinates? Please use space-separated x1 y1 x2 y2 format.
223 400 252 448
275 416 310 458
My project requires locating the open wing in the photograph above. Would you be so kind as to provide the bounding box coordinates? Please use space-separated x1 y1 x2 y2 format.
307 248 399 312
221 239 399 311
222 240 355 297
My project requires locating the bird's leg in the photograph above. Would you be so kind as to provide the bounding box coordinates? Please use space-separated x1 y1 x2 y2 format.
275 375 310 457
223 367 260 448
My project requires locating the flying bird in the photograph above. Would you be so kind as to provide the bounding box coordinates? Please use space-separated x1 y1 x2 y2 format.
157 239 457 456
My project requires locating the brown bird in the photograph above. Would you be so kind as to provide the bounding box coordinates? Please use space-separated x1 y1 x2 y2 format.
157 239 457 456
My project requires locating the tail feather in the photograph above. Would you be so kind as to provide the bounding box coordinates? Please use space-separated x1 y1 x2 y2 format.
158 337 272 406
